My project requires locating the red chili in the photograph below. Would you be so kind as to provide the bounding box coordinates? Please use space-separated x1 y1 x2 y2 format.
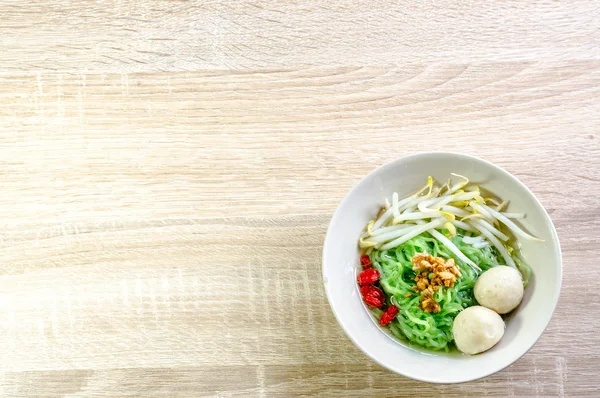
379 305 399 326
360 254 371 268
360 285 385 308
357 269 380 285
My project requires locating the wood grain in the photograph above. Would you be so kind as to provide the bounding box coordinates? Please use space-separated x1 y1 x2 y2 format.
1 1 600 396
1 1 600 72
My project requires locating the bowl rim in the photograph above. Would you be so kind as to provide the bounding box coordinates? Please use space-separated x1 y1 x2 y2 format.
322 152 563 383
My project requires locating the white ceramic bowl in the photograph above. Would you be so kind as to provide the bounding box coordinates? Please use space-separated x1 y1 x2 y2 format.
322 153 562 383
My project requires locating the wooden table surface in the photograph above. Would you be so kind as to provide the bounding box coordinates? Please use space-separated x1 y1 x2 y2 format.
1 1 599 396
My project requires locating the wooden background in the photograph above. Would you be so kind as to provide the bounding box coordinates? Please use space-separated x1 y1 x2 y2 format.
1 1 599 396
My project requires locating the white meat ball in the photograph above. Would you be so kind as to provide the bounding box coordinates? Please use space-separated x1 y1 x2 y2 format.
453 306 505 355
474 266 524 314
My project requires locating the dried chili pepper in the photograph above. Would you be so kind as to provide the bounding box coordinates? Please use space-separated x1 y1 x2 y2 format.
357 269 380 285
379 305 399 326
360 254 371 268
360 285 385 308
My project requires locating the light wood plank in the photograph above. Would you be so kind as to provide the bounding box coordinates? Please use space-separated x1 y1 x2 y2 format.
0 1 599 72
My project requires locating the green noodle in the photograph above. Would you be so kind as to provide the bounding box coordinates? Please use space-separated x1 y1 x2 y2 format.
370 229 530 352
